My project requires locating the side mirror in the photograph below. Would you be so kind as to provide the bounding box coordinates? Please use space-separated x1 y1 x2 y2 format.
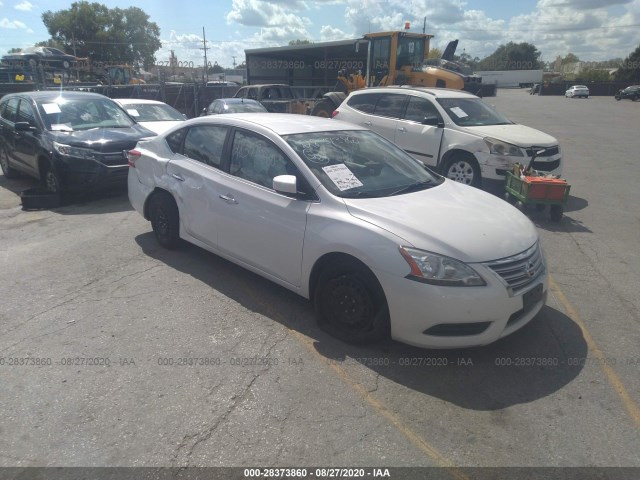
15 121 35 132
422 117 444 128
273 174 297 195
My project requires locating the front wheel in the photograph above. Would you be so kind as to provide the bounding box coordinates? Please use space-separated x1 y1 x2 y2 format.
550 204 563 222
149 193 181 249
42 164 62 193
314 262 390 344
615 95 621 101
441 155 481 187
0 146 20 179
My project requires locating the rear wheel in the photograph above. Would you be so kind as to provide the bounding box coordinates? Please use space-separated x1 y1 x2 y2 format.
441 154 481 188
310 100 335 118
550 205 563 222
149 193 181 249
314 261 390 344
0 146 20 179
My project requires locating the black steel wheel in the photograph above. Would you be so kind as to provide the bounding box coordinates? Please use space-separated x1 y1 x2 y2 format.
310 100 335 118
42 164 61 193
0 146 20 179
441 154 481 187
149 193 181 249
314 261 390 344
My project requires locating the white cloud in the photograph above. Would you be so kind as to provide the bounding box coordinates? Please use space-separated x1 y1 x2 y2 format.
319 25 351 41
15 1 34 11
0 17 28 29
226 0 311 27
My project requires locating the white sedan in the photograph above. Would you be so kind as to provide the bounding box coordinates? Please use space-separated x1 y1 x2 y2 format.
115 98 187 134
565 85 589 98
127 114 547 349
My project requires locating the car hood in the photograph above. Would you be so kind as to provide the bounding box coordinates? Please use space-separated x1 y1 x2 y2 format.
467 124 557 147
343 180 538 263
48 125 155 152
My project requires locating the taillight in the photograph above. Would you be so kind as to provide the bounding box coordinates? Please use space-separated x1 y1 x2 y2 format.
331 110 339 118
127 149 141 167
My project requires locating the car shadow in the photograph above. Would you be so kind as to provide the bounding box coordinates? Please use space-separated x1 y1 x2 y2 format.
135 232 587 411
0 175 132 214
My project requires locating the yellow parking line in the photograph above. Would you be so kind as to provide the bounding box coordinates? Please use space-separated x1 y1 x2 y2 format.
549 274 640 429
287 329 470 480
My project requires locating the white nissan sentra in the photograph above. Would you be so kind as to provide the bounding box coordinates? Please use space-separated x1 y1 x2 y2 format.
127 113 547 349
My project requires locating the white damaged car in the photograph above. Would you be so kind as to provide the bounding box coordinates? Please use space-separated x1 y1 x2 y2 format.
333 86 562 188
128 113 547 349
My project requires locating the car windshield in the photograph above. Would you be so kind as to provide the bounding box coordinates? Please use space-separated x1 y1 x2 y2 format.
284 130 442 198
123 103 185 122
436 98 512 127
226 102 267 113
37 96 135 131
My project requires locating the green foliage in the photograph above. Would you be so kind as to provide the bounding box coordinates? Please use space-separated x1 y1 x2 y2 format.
288 39 312 46
576 69 612 82
7 47 22 54
208 62 225 74
477 42 542 71
615 44 640 82
427 48 442 59
41 1 161 69
561 53 580 65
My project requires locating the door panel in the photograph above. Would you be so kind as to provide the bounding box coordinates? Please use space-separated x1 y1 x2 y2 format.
395 96 444 168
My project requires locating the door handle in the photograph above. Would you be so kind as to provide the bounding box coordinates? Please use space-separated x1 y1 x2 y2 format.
397 127 407 133
171 173 185 181
219 194 238 205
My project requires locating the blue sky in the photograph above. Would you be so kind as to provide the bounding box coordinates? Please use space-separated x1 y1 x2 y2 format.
1 0 639 68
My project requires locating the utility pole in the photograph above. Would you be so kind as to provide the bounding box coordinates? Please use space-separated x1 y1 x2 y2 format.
201 26 210 82
423 16 426 34
232 56 237 69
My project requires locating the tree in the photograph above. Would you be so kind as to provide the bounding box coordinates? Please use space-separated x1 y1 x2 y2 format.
7 48 22 53
561 53 580 65
288 39 312 46
427 48 442 59
208 62 224 74
615 44 640 82
41 1 161 69
477 42 542 70
576 69 611 82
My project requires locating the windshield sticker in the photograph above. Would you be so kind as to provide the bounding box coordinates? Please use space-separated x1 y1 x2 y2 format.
449 107 468 118
51 124 73 132
126 109 140 117
42 103 62 114
322 164 363 191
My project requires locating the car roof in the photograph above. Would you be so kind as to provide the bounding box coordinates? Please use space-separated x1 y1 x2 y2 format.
217 98 261 104
349 86 479 99
6 91 109 101
184 113 367 136
114 98 169 105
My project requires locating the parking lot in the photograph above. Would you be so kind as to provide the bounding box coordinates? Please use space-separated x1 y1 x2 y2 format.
0 89 638 473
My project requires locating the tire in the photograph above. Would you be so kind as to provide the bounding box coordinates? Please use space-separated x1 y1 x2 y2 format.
615 96 621 101
633 95 639 102
441 154 481 188
314 261 390 344
149 193 181 249
41 163 62 193
0 146 20 179
310 100 335 118
550 205 563 222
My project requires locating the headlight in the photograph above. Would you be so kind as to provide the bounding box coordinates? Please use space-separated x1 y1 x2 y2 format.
484 137 523 157
399 246 486 286
53 141 96 160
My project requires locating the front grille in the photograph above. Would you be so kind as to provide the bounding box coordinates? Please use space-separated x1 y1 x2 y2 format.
100 151 128 167
532 159 561 171
526 146 559 157
485 243 544 293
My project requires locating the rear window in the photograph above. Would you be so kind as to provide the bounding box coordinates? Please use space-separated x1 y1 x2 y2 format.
346 93 384 114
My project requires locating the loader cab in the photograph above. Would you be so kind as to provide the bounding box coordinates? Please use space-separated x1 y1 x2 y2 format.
364 31 431 87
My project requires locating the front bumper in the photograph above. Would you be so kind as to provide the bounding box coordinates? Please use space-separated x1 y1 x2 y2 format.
376 262 548 349
55 152 130 191
476 150 563 182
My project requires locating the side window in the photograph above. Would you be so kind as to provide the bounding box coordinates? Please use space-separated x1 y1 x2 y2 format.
404 96 441 123
183 126 228 168
230 130 296 189
3 98 20 123
165 128 188 154
373 94 406 119
347 93 383 114
213 102 223 114
247 88 258 100
17 99 36 126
